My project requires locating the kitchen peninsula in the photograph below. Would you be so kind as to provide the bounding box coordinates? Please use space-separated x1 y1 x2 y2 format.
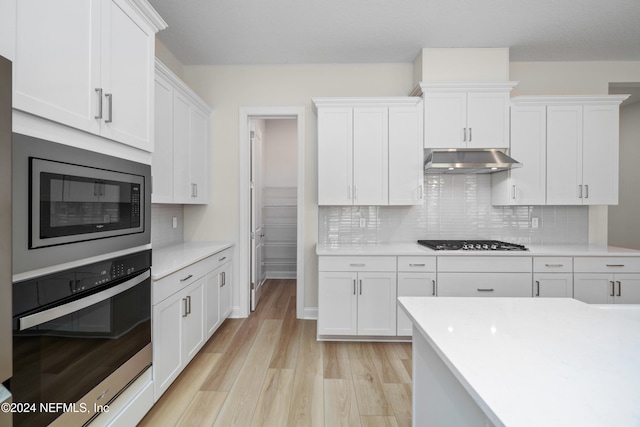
398 297 640 427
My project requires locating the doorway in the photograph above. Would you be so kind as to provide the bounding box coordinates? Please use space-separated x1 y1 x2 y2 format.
239 107 305 318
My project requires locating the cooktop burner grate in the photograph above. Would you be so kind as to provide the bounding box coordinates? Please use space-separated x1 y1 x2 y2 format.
417 239 529 251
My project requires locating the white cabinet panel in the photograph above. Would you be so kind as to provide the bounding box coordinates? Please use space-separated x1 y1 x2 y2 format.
397 272 436 336
574 273 640 304
582 105 619 205
182 278 205 360
357 272 396 336
466 91 510 149
533 274 573 298
318 271 358 336
546 105 583 205
353 107 388 205
389 105 424 205
424 92 466 149
151 73 174 203
317 108 352 205
152 290 184 398
437 273 532 297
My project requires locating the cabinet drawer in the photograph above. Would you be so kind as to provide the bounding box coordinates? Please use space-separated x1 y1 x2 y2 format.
153 259 211 305
397 256 436 272
208 247 233 272
438 273 532 297
533 257 573 273
318 256 396 272
437 256 532 273
574 257 640 273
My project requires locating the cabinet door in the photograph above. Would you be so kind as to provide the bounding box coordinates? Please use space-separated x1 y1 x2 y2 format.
318 272 358 336
219 262 233 319
509 105 547 205
533 273 573 298
152 74 174 203
183 278 205 362
172 91 192 203
188 106 209 204
357 272 396 336
582 105 619 205
438 273 532 297
614 274 640 304
100 0 154 150
14 0 101 136
317 108 353 205
205 270 220 338
424 92 466 149
397 272 435 336
466 91 510 149
546 105 583 205
573 274 614 304
152 293 183 399
389 106 423 205
352 107 388 205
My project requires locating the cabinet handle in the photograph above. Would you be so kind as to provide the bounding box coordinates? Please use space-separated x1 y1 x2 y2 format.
187 295 192 315
220 271 226 287
585 184 589 198
606 264 625 267
463 128 467 142
535 280 540 297
432 279 436 296
419 184 424 200
95 88 103 119
617 281 622 297
353 279 356 295
511 185 516 200
359 279 362 295
182 298 188 317
219 256 227 262
578 185 583 198
545 264 564 268
350 263 365 267
191 183 198 198
610 281 615 297
180 274 193 282
409 263 426 267
477 288 494 292
468 127 472 142
348 185 352 200
105 93 113 123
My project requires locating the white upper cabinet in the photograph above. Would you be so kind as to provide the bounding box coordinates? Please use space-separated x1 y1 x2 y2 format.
153 60 211 204
546 97 626 205
492 101 547 205
14 0 166 152
418 82 516 149
314 97 423 206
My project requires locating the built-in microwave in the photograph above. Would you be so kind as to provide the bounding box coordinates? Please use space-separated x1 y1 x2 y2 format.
12 133 151 278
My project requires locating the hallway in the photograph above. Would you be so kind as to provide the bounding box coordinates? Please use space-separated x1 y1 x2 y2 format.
140 279 412 426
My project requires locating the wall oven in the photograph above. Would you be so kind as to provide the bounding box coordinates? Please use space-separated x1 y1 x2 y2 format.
12 132 151 278
8 250 152 427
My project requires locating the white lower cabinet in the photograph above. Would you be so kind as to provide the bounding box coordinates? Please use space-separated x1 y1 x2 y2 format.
318 256 397 337
397 256 437 336
573 257 640 304
533 257 573 298
152 247 233 400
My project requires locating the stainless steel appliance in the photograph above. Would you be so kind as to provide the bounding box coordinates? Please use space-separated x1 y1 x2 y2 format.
418 239 529 251
1 54 13 427
12 133 151 277
9 250 152 427
424 149 522 174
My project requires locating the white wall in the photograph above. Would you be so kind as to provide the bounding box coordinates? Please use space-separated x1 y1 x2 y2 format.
155 38 184 79
608 100 640 249
0 0 16 60
510 60 640 244
263 119 297 188
181 63 413 310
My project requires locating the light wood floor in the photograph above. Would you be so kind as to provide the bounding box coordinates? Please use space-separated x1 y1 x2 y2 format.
139 279 412 427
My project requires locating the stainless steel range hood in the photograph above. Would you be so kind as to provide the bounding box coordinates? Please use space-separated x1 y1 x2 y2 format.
424 149 522 174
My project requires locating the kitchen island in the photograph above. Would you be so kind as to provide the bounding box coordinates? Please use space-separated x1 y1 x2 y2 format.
398 297 640 427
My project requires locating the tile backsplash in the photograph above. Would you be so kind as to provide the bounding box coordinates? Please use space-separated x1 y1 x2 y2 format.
318 174 588 247
151 204 184 249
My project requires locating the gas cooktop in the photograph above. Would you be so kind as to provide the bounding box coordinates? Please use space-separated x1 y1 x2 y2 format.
418 239 529 251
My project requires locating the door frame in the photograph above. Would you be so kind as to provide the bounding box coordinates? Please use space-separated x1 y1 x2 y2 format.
239 106 305 318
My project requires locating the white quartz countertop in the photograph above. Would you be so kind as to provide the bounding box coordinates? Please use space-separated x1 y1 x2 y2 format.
316 243 640 256
152 241 234 280
398 297 640 427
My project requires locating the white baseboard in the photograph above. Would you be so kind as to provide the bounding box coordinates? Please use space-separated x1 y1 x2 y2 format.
302 306 318 320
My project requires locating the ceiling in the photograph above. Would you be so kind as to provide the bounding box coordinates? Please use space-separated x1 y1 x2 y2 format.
148 0 640 66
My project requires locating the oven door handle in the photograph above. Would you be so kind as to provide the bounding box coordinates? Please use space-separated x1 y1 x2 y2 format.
19 269 150 331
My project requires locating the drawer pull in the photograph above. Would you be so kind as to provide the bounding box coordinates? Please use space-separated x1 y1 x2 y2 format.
432 280 436 296
617 281 622 297
477 288 494 292
186 295 192 315
219 256 227 262
182 298 188 317
409 263 426 267
353 280 356 295
610 281 615 297
536 280 540 297
545 264 564 268
606 264 625 267
359 279 363 295
180 274 193 282
350 263 366 267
